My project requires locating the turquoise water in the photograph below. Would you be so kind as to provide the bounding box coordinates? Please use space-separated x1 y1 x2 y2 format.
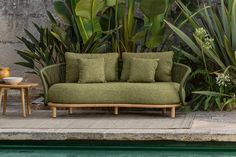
1 142 236 157
1 149 236 157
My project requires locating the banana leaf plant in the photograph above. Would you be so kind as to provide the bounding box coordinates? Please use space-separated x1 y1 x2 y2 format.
132 0 173 50
54 0 113 44
102 0 173 53
165 0 236 110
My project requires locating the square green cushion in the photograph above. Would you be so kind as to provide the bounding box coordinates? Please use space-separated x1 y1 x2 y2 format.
121 51 174 82
66 52 119 83
78 58 105 83
128 58 158 83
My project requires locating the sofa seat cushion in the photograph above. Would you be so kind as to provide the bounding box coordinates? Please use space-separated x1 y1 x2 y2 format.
48 82 180 105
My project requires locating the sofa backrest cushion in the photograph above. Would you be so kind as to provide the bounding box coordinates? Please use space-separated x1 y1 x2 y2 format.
65 52 119 83
78 58 106 83
121 51 174 82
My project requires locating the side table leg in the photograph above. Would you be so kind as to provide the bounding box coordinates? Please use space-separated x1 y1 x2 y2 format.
20 88 26 117
3 89 7 115
0 88 4 113
25 88 31 115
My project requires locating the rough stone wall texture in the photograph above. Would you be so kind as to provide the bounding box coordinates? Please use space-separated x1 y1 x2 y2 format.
0 0 54 84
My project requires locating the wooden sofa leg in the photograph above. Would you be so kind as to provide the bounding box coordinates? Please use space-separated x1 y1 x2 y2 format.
171 107 176 118
114 107 118 115
68 107 73 115
162 108 166 115
52 106 57 118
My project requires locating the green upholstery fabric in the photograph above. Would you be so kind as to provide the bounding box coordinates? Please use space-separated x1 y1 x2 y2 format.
78 58 106 83
65 52 119 82
40 62 191 105
121 52 174 82
48 82 180 104
128 58 158 83
172 63 192 105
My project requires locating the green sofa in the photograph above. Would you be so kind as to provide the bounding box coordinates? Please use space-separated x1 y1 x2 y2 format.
40 52 191 118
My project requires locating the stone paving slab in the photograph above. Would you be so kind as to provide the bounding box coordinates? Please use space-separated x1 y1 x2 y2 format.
0 105 236 142
0 111 194 129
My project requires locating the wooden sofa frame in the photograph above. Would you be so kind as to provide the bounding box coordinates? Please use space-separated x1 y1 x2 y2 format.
48 103 180 118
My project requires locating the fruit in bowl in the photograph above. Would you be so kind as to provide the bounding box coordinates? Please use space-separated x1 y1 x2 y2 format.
0 67 10 79
2 77 23 85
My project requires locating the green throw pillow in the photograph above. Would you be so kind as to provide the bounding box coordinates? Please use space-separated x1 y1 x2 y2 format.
121 52 174 82
78 58 106 83
128 58 158 83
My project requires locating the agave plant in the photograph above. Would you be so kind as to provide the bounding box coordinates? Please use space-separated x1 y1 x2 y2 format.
16 9 109 75
16 22 64 75
165 0 236 110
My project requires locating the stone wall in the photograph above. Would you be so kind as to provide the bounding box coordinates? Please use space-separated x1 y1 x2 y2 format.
0 0 54 83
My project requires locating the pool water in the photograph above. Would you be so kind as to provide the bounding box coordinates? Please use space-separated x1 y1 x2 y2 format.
1 141 236 157
1 149 236 157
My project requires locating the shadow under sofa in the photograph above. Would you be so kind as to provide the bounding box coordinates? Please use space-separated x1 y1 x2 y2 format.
40 52 191 118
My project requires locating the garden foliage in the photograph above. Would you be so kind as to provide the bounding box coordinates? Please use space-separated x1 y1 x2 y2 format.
166 0 236 110
17 0 236 110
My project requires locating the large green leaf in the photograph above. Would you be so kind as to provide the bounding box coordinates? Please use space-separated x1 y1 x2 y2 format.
173 46 198 63
24 29 39 47
132 26 150 42
75 17 90 43
175 0 199 28
221 0 230 39
232 0 236 50
165 20 202 57
193 91 232 97
17 37 36 52
75 0 104 41
140 0 166 18
224 36 236 66
75 0 105 20
145 15 165 48
47 11 57 25
105 0 116 7
15 62 34 69
54 0 72 25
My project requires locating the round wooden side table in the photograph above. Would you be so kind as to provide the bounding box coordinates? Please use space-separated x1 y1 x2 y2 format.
0 83 38 117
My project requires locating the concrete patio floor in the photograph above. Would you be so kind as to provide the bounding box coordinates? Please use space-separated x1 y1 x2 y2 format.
1 103 236 142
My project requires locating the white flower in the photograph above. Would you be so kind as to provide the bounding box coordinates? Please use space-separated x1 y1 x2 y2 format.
216 73 231 87
194 28 214 49
195 27 207 39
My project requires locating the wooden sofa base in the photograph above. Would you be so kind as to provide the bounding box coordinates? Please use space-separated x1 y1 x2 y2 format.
48 103 180 118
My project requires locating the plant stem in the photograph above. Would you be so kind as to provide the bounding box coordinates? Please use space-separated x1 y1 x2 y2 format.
115 0 120 55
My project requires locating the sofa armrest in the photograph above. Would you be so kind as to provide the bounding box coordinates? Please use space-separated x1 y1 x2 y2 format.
172 63 191 105
40 63 66 103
